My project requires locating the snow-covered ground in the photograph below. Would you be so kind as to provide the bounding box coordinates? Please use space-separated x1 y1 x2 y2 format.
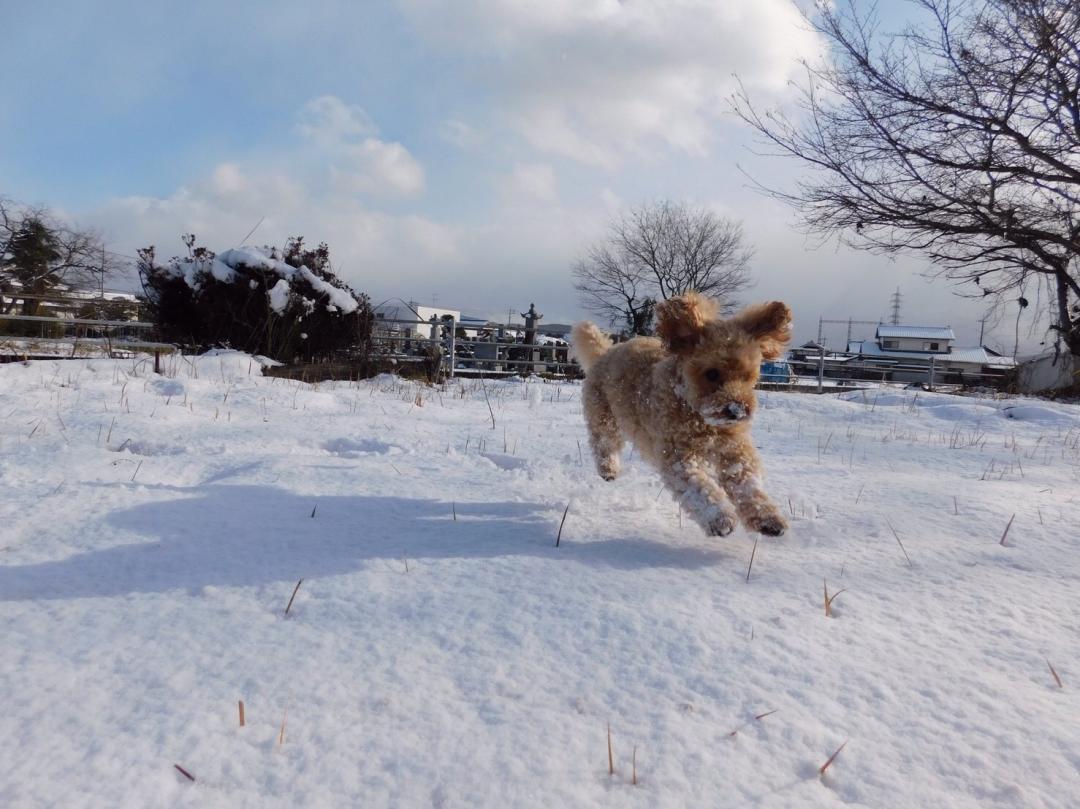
1 352 1078 808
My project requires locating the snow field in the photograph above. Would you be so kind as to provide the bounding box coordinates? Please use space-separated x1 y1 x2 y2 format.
1 352 1078 808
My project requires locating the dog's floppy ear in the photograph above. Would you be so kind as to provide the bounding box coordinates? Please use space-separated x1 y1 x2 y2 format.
655 293 720 353
731 301 792 360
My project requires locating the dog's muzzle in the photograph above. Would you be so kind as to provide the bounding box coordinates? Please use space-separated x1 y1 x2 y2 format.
704 401 750 424
721 401 748 420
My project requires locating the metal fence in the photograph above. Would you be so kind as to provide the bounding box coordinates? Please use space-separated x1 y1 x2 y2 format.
0 302 1016 391
778 347 1012 392
370 315 576 377
0 297 173 359
371 316 1014 390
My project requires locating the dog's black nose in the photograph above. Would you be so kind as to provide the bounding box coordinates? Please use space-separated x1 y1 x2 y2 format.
722 402 748 420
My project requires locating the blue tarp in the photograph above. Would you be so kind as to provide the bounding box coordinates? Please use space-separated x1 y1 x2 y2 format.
760 360 791 383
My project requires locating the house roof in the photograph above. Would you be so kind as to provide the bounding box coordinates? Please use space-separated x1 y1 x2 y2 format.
876 325 956 340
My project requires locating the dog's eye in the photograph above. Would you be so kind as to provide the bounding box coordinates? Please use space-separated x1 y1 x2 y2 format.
704 368 721 383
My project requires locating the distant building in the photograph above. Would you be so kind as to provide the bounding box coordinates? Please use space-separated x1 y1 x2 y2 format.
371 299 578 375
845 324 1015 384
873 324 956 353
374 301 462 339
537 323 574 339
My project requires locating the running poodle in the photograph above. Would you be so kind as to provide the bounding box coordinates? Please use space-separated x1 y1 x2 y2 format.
571 293 792 537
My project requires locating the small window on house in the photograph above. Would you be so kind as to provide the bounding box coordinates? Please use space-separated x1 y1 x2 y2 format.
929 342 939 351
882 340 898 349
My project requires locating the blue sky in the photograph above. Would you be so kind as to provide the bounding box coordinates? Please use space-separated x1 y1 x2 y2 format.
0 0 1038 349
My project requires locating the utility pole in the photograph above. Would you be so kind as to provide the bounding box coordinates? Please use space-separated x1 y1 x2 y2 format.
99 245 107 322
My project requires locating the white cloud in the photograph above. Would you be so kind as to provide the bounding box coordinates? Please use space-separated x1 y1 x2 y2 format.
332 139 426 197
81 96 450 294
599 188 622 214
297 95 378 145
398 0 823 167
440 118 483 149
507 163 558 203
297 95 425 197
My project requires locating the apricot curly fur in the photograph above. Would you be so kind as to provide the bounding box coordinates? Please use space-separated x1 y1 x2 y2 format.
571 294 792 537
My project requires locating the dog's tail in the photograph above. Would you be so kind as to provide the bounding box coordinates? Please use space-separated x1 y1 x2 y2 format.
570 321 613 373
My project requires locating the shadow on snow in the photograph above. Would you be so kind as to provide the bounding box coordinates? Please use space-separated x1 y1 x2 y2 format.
0 484 728 601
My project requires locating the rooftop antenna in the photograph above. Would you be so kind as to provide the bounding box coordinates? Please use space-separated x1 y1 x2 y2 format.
889 287 902 325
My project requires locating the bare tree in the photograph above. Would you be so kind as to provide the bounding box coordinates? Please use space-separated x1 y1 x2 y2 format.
732 0 1080 357
573 200 754 335
1 195 119 315
572 244 657 336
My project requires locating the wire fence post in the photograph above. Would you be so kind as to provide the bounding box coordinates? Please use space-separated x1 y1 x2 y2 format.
928 354 936 391
817 345 825 393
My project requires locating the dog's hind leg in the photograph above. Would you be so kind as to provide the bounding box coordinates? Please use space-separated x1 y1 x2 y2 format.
583 384 624 481
662 454 738 537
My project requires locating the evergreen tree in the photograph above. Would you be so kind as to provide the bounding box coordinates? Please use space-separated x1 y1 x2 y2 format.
2 218 61 315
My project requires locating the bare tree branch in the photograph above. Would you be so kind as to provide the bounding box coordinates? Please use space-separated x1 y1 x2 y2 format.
573 200 754 335
732 0 1080 355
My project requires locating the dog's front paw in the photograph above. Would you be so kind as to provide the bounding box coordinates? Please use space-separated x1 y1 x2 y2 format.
745 512 787 537
597 456 619 481
706 515 736 537
757 518 786 537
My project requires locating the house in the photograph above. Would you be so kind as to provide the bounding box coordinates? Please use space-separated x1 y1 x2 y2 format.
374 301 462 339
846 324 1015 384
874 324 955 353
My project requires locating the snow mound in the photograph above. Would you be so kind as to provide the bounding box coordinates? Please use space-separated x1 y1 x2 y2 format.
322 437 403 457
999 404 1079 425
919 402 998 421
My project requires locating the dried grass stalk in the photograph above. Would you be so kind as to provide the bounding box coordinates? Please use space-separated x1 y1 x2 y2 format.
285 579 304 615
884 518 913 567
607 722 614 776
1047 659 1064 689
556 503 570 548
824 580 846 618
745 537 759 583
818 741 847 776
999 514 1016 546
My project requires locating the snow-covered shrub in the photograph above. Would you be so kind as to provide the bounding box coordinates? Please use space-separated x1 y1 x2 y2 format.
138 237 373 362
